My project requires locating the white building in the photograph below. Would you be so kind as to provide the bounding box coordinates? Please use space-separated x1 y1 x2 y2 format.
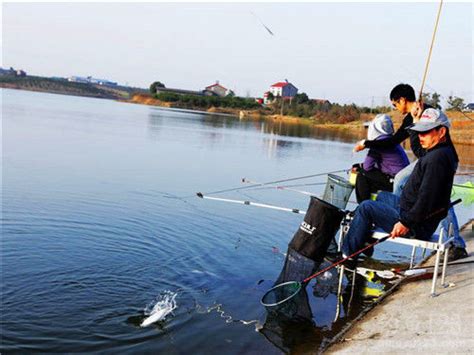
68 76 117 86
204 81 231 97
264 81 298 104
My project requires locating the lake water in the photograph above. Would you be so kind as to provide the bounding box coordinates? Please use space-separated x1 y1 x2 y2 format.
2 89 473 353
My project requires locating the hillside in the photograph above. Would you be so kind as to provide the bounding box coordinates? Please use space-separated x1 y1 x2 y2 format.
0 75 146 100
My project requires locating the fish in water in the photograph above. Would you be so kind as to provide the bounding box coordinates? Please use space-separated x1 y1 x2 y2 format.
141 291 177 327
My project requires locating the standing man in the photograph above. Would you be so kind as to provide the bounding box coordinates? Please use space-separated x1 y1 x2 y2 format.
353 84 467 261
342 109 461 264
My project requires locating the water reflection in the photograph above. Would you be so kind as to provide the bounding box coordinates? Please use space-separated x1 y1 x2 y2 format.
241 118 367 144
262 136 302 159
149 110 474 169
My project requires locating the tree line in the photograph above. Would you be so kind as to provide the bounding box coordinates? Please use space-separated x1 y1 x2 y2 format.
149 81 469 122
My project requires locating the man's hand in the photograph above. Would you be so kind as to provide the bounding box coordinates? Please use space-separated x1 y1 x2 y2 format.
353 139 366 152
390 222 410 238
411 101 424 122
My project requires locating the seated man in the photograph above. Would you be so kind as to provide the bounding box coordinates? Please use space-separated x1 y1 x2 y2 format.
342 109 458 266
354 114 409 203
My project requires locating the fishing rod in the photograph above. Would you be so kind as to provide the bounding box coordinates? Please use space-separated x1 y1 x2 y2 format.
241 178 358 205
196 169 349 197
241 178 316 196
240 182 328 191
273 182 328 188
196 193 306 215
418 0 443 100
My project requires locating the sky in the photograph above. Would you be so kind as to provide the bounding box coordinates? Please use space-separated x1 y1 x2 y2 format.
2 1 473 106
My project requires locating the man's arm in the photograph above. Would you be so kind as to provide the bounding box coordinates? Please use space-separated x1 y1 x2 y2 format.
354 116 412 152
364 121 410 149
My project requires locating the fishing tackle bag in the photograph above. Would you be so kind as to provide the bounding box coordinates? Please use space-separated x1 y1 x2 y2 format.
288 196 345 262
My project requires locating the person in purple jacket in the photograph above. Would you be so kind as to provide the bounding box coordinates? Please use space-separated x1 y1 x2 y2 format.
355 114 409 203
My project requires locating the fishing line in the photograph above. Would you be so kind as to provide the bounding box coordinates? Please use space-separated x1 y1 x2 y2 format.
273 182 327 188
237 182 327 194
400 64 474 122
239 185 319 193
195 302 264 329
418 0 444 99
195 169 348 198
242 178 316 196
236 189 269 203
241 178 358 205
241 178 359 207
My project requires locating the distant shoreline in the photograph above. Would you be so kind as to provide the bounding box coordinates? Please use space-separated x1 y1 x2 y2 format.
3 83 473 146
130 93 474 146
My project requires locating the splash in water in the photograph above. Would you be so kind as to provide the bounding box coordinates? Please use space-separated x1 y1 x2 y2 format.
141 290 177 327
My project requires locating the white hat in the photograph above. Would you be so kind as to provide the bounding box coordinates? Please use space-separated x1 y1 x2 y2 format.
410 108 450 132
368 114 394 141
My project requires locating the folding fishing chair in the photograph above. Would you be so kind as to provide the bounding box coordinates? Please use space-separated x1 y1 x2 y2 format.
337 220 455 297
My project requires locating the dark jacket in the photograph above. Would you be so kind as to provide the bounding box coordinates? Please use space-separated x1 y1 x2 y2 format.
364 104 459 163
399 141 457 239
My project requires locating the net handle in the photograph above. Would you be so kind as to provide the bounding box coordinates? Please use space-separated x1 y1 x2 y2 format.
302 235 391 284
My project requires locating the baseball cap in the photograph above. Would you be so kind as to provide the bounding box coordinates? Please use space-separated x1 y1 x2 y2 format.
409 108 451 132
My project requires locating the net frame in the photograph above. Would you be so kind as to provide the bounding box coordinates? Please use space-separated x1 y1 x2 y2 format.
261 281 303 307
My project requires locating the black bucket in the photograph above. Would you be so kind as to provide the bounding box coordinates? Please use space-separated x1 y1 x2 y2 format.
288 196 345 263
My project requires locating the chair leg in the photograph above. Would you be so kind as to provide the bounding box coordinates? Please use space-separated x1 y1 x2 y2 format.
441 245 450 288
431 229 445 297
441 223 454 288
409 246 417 269
431 250 442 297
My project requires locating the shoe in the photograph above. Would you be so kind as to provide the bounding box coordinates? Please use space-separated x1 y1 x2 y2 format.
361 237 376 258
341 257 358 272
324 251 342 263
362 246 374 258
448 247 469 262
